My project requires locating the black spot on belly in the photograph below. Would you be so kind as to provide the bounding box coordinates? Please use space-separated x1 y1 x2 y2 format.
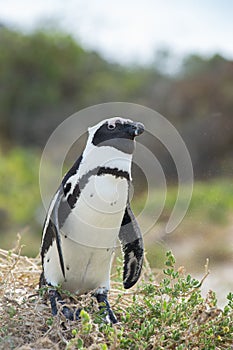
47 258 50 263
66 266 70 271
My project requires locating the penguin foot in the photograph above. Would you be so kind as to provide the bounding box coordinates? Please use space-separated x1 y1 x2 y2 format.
48 289 80 321
48 289 117 324
95 290 118 324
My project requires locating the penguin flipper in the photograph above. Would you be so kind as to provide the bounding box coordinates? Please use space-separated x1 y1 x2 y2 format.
41 190 66 280
51 191 66 279
41 155 83 283
118 204 144 289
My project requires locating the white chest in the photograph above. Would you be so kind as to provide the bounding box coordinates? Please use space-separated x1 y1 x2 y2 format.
62 174 128 248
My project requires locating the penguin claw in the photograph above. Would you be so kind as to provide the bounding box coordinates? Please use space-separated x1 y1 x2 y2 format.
48 289 80 321
99 307 118 324
61 305 81 321
106 310 118 324
95 290 118 324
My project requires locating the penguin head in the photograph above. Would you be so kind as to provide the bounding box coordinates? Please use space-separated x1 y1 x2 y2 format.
88 117 144 154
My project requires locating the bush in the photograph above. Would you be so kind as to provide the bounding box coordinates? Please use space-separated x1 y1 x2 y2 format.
0 246 232 349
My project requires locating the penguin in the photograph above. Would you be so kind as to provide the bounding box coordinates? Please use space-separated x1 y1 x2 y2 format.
39 117 144 323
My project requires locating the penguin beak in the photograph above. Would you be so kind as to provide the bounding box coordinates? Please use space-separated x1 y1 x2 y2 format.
127 122 145 137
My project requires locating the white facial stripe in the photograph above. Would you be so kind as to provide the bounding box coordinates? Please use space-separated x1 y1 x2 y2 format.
107 117 132 128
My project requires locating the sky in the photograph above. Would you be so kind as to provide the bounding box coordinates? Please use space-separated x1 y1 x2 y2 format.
0 0 233 65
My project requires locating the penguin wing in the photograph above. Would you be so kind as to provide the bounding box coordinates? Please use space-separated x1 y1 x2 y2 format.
119 204 144 289
41 155 83 280
40 189 66 279
51 190 66 278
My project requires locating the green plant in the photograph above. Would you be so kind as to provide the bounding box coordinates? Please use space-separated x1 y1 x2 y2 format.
91 251 233 349
1 249 232 349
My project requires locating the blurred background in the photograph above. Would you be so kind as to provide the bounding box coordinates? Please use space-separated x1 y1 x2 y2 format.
0 0 232 305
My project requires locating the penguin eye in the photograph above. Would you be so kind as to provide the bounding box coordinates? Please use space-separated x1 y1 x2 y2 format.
107 123 116 130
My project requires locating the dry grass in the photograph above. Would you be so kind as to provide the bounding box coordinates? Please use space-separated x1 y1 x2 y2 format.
0 237 150 350
0 238 49 349
1 237 233 350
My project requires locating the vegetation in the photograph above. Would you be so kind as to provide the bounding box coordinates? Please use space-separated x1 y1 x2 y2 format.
0 148 41 256
0 246 232 349
0 27 233 178
0 148 40 226
134 179 233 225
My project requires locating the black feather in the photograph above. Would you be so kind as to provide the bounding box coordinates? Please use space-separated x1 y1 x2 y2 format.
119 205 144 289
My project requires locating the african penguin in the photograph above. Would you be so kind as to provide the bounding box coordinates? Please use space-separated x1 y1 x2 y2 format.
40 117 144 323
